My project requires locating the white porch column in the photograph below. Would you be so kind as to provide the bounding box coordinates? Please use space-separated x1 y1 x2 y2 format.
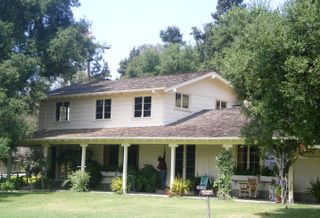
80 144 88 171
122 143 131 194
288 164 294 203
169 144 178 189
42 144 50 159
182 145 187 180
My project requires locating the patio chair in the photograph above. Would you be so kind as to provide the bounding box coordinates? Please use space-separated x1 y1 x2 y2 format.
196 175 209 195
239 182 249 198
248 178 258 198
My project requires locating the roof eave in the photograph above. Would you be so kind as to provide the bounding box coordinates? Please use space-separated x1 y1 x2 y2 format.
47 87 166 99
22 136 245 145
164 71 232 93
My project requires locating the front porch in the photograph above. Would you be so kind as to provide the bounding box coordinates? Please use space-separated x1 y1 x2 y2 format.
37 140 280 199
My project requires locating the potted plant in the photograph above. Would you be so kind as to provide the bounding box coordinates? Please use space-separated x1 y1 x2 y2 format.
275 186 281 203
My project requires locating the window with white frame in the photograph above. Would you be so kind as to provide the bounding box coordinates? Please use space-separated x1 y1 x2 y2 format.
175 93 189 109
216 100 227 109
56 102 70 122
134 96 151 118
237 145 260 172
96 99 112 119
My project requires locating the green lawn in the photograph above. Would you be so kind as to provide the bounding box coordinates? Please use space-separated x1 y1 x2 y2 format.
0 192 319 218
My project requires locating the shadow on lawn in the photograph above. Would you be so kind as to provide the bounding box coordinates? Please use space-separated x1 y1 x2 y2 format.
0 191 54 203
255 206 320 217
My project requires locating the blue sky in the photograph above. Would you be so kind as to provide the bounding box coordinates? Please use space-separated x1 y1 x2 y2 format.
73 0 286 79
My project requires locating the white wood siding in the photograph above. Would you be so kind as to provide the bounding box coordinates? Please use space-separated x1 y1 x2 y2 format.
293 150 320 192
163 78 237 124
39 77 237 130
40 92 164 130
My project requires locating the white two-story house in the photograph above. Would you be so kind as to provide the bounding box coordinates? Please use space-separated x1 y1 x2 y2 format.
24 72 320 202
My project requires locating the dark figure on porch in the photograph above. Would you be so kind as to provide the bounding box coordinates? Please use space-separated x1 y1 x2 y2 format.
157 151 167 190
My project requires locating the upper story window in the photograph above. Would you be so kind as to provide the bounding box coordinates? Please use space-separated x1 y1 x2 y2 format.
175 93 189 109
216 100 227 109
134 96 151 118
56 102 70 122
96 99 112 119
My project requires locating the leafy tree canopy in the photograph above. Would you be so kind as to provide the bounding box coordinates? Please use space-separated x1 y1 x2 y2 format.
221 0 320 147
0 0 109 172
118 44 200 78
212 0 245 20
160 26 184 45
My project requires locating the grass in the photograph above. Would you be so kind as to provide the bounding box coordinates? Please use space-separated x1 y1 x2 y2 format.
0 191 319 218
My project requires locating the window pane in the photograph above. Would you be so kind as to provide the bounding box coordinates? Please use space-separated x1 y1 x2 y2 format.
144 96 151 104
56 103 63 121
182 95 189 108
134 97 143 117
250 146 260 170
134 110 142 117
221 101 227 109
216 100 220 109
96 100 103 119
175 145 183 177
64 102 70 121
186 145 195 178
143 96 152 117
175 93 181 107
134 97 143 110
143 110 151 117
104 99 111 119
237 145 248 170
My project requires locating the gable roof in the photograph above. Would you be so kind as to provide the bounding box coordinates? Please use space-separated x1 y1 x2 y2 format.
48 71 229 98
27 108 246 142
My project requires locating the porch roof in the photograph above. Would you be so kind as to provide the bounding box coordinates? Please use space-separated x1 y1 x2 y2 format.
24 108 247 145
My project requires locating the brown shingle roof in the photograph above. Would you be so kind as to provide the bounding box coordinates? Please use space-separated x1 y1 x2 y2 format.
48 72 209 97
32 108 246 139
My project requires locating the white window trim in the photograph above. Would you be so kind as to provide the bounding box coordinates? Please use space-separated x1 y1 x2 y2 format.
55 101 70 123
175 92 190 109
133 96 152 119
216 99 227 109
95 99 112 120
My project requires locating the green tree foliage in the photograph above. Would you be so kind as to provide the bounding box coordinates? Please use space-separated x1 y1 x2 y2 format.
118 43 200 78
214 149 234 199
0 0 109 175
219 1 320 201
122 44 161 78
160 26 184 45
221 1 320 147
212 0 245 20
159 44 200 75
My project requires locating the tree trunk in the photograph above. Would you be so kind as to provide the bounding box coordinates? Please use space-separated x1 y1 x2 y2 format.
6 148 13 179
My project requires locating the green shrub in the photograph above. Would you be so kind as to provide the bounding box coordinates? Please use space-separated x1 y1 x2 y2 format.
86 160 103 189
0 177 25 191
275 185 281 197
135 165 160 193
308 177 320 202
63 170 90 192
214 149 234 199
0 180 15 191
110 177 123 194
171 177 191 196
